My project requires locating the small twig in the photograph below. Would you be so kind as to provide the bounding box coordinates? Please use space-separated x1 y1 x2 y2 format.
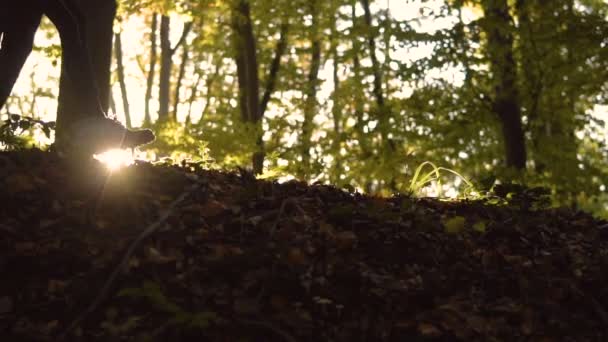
269 199 291 237
60 180 205 339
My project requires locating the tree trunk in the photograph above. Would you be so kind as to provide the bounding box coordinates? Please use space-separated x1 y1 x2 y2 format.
482 0 527 170
351 3 369 157
114 32 131 128
259 20 288 117
360 0 390 150
144 13 158 125
515 0 543 172
198 58 223 124
382 0 392 95
158 15 171 122
299 0 321 179
172 33 191 120
231 0 264 174
330 10 342 185
186 69 203 124
158 17 191 122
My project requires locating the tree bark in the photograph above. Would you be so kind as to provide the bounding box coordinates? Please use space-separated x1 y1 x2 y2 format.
300 0 321 179
144 13 158 125
330 10 342 185
231 1 260 123
172 32 191 120
158 15 171 122
259 20 288 117
198 58 223 124
231 0 264 173
158 17 191 122
186 69 203 124
482 0 527 170
360 0 391 150
351 3 369 157
114 32 131 128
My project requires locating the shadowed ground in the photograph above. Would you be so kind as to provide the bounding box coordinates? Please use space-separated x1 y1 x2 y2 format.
0 149 607 341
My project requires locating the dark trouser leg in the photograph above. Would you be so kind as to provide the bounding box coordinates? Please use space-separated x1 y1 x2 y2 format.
0 10 41 111
43 0 104 122
45 0 155 155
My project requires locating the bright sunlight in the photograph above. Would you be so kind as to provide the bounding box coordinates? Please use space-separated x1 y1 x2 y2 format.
94 149 134 171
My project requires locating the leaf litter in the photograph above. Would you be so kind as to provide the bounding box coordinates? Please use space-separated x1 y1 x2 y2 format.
0 149 607 341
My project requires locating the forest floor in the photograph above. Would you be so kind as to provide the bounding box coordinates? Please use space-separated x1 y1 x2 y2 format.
0 149 607 341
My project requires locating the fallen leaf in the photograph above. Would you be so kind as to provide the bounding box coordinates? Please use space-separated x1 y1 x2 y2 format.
473 221 486 233
443 216 466 234
418 322 442 337
201 199 227 217
334 231 357 249
286 247 308 265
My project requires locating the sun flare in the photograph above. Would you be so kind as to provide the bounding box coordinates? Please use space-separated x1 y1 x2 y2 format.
94 149 135 171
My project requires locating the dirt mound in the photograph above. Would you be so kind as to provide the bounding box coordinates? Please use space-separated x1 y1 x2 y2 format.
1 149 607 341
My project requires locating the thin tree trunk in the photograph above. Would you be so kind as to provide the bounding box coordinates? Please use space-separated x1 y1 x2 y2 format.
360 0 390 150
360 0 384 108
172 32 191 120
144 13 158 125
300 0 321 179
330 10 342 185
482 0 526 170
231 0 264 174
259 20 288 116
515 0 543 171
158 17 192 122
186 69 203 124
158 15 171 122
198 58 222 124
351 3 369 157
114 32 131 128
382 0 392 96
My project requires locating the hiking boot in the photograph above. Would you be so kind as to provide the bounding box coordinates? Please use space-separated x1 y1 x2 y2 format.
56 116 155 157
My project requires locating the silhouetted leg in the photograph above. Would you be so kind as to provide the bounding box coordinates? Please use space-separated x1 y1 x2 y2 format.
43 0 103 119
44 0 154 156
0 9 42 111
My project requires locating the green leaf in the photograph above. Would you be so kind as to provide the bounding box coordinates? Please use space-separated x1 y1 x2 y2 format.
442 216 466 234
472 221 486 233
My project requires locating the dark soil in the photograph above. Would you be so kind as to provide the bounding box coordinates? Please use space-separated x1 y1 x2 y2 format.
0 149 607 341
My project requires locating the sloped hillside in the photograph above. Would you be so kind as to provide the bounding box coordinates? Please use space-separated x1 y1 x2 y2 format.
0 149 607 341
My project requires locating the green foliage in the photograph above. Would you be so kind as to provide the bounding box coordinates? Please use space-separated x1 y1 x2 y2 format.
0 114 54 150
408 161 475 198
10 0 608 217
488 182 552 211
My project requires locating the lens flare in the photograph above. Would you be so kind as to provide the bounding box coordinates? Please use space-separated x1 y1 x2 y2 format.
94 149 134 171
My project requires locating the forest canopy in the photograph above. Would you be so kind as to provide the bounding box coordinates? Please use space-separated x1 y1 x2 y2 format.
2 0 608 216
